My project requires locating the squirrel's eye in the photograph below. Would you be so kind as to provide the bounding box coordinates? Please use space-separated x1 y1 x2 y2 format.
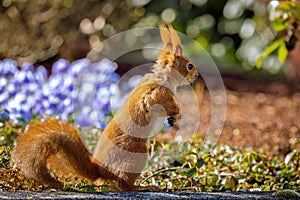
187 63 194 70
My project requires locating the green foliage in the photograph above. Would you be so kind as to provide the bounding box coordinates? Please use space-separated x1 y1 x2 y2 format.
275 1 300 21
58 177 119 192
257 0 300 69
0 121 299 192
140 135 300 192
0 120 21 147
257 38 288 69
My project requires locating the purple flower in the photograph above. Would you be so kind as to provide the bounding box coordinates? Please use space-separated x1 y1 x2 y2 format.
0 59 18 76
0 91 9 104
0 58 126 127
21 62 35 72
0 77 8 89
35 66 48 82
52 59 70 74
69 58 91 76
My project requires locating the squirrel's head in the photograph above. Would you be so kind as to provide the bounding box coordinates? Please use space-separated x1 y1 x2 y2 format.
156 24 199 84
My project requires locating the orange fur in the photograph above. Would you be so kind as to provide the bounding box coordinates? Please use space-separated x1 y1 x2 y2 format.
12 118 119 189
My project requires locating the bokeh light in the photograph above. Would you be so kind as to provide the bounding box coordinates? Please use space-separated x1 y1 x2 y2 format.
161 8 177 24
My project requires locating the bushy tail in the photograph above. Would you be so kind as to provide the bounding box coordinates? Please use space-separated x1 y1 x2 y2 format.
11 118 115 188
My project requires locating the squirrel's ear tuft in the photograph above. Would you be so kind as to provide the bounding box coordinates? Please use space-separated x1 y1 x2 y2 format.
168 25 182 56
159 23 172 50
158 23 183 56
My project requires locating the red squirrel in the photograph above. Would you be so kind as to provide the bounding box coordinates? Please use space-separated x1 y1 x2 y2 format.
11 24 200 191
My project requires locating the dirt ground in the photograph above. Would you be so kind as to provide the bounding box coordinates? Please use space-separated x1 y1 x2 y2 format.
198 75 300 157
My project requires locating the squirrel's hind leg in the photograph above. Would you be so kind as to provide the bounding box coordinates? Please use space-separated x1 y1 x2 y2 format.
20 158 63 189
34 167 63 189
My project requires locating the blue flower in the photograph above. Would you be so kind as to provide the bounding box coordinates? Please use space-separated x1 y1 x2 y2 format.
69 58 91 77
21 62 35 72
0 59 18 76
35 66 48 82
52 59 70 74
0 58 126 127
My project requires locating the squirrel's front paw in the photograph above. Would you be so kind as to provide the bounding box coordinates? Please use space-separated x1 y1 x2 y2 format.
167 116 176 126
167 114 181 128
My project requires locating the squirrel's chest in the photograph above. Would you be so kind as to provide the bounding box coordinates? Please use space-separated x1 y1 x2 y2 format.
109 83 174 138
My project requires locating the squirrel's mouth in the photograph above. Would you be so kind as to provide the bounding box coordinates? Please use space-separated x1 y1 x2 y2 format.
189 71 199 84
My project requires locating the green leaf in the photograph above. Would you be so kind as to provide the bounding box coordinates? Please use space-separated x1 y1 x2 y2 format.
256 55 264 69
196 158 204 168
187 151 198 157
206 175 218 186
187 168 197 178
175 168 187 175
276 1 300 20
264 39 284 56
263 185 271 191
277 1 296 12
271 18 289 32
202 153 210 162
284 150 297 165
256 38 284 69
278 42 288 64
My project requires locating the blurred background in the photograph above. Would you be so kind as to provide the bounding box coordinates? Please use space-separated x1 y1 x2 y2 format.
1 0 299 79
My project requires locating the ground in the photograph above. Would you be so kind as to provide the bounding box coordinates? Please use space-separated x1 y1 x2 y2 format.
0 190 293 199
199 75 300 157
